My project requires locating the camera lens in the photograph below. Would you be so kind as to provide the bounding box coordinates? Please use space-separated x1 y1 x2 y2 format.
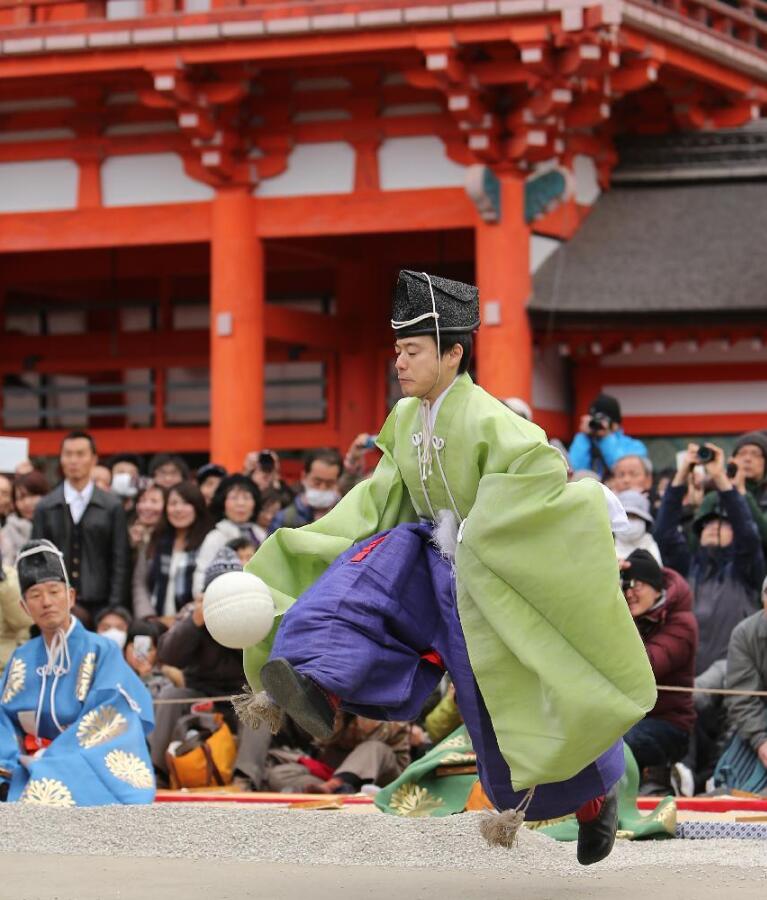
697 446 714 464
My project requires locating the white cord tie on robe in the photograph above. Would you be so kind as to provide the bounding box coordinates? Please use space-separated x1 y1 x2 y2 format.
34 627 72 737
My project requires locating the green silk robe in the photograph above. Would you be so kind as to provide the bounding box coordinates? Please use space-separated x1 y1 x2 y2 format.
244 373 656 789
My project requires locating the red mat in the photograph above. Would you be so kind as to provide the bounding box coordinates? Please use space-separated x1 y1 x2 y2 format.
155 789 374 805
637 796 767 813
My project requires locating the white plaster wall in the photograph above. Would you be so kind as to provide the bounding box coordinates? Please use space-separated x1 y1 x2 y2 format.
530 234 560 273
603 382 767 416
101 153 213 206
573 154 600 205
173 304 209 331
106 0 144 19
0 159 78 213
47 310 86 335
120 307 153 332
532 345 568 412
378 136 465 190
255 143 355 197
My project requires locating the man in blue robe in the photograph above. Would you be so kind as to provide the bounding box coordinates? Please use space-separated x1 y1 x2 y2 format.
0 540 155 806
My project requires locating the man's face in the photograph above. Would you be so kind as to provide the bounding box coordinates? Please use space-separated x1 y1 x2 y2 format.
60 438 96 484
303 460 341 495
734 444 765 482
23 581 74 634
612 456 651 493
113 461 139 481
0 475 12 517
394 336 441 398
92 465 112 491
700 518 734 548
199 476 221 505
624 579 661 618
154 463 184 488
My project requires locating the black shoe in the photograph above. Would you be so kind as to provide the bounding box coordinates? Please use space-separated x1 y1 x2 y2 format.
260 657 336 739
576 786 619 866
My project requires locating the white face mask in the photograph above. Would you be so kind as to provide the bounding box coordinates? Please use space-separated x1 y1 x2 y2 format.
112 472 137 498
623 519 647 543
101 627 127 649
303 487 340 510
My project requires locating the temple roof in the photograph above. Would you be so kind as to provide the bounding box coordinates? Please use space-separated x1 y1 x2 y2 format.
529 177 767 324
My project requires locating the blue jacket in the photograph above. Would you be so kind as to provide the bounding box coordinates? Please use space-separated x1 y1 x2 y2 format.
568 429 648 477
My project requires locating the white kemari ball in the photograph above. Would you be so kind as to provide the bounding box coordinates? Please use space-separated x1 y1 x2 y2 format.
203 571 275 649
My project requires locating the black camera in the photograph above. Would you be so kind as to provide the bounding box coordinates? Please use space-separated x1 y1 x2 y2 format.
588 413 611 433
257 451 275 473
696 446 715 464
620 576 635 593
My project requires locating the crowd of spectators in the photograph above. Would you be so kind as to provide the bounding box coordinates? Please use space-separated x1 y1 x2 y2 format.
1 404 765 800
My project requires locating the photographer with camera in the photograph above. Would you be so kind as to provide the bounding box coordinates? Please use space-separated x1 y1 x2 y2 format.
654 442 765 678
730 431 767 554
568 393 648 480
621 549 697 779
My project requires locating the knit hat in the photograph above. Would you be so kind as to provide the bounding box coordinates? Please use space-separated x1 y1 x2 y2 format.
202 546 243 594
624 549 663 592
196 463 227 485
733 431 767 462
693 492 731 536
617 490 654 524
16 539 69 595
589 393 621 425
391 270 479 338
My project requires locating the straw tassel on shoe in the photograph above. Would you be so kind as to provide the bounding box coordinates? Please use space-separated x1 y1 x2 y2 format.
479 787 536 849
231 685 284 734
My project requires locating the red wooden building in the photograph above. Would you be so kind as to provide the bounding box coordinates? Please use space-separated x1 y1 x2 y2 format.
1 0 765 472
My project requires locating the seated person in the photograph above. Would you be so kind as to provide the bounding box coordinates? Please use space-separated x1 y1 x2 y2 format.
94 605 133 650
0 540 155 805
124 619 182 700
718 574 767 791
615 491 661 565
621 550 698 780
268 713 412 795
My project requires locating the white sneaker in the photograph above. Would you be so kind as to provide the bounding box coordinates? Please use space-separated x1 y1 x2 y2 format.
670 762 695 797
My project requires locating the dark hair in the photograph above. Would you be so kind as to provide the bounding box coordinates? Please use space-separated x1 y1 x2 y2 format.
148 453 190 480
14 470 50 501
95 605 133 629
127 618 164 646
303 447 344 477
108 453 143 474
149 481 212 555
210 474 261 523
226 536 258 554
61 430 97 455
259 488 284 509
196 463 227 485
430 332 473 375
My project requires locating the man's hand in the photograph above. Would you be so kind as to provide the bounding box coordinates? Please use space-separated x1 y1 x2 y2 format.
729 458 747 495
758 741 767 769
704 443 732 492
578 414 594 436
672 443 699 487
192 596 205 628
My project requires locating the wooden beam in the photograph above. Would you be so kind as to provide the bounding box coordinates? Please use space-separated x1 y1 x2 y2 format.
625 412 767 437
0 189 475 252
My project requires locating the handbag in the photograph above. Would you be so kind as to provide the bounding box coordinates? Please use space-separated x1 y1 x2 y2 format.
166 712 238 789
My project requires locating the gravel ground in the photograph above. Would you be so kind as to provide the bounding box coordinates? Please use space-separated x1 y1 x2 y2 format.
0 805 765 879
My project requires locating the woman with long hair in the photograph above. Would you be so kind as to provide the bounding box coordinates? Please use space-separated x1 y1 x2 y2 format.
133 482 211 624
0 470 50 563
192 474 261 596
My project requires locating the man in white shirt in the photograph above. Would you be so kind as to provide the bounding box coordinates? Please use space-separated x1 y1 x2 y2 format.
32 431 129 620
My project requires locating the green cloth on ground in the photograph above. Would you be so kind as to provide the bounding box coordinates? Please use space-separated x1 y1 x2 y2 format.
537 743 677 841
245 374 656 789
374 726 477 818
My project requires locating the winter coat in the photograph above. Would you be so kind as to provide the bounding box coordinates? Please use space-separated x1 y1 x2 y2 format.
31 483 130 611
655 484 765 674
0 565 32 674
725 610 767 753
157 602 243 695
192 519 260 597
568 429 648 478
634 567 698 733
0 515 32 565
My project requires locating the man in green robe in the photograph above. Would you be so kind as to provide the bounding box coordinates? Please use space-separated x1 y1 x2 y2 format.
235 270 656 864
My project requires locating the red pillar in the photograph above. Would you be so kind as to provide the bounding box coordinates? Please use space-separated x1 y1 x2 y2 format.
335 260 381 452
474 175 533 402
210 187 264 472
